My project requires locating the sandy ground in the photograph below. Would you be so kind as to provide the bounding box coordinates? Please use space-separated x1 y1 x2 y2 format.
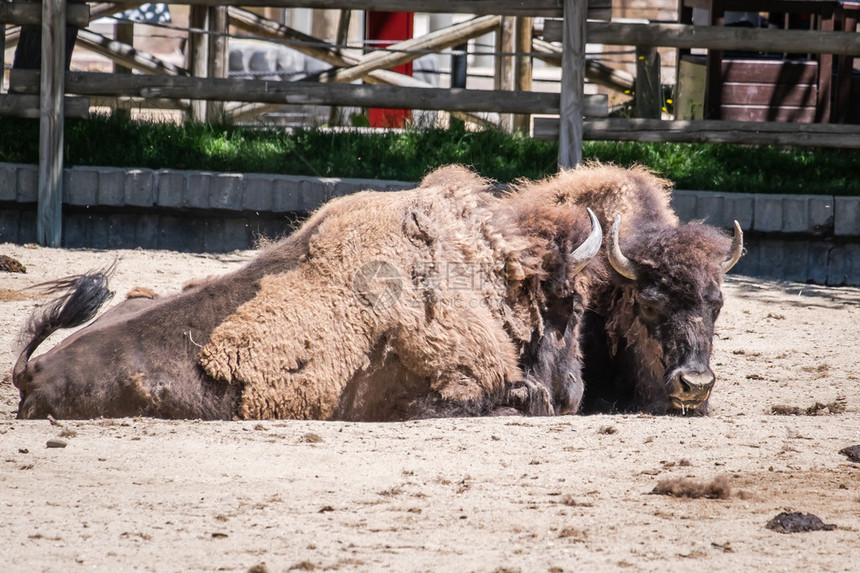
1 242 859 573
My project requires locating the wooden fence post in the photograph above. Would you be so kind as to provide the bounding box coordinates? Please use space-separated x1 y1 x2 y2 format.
1 18 5 92
188 5 208 122
113 19 133 119
328 9 352 126
635 45 661 119
558 0 585 168
513 16 534 134
495 16 515 132
207 6 227 122
38 0 66 246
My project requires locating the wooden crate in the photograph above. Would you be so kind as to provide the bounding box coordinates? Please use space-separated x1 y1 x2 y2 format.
720 58 818 122
677 56 820 122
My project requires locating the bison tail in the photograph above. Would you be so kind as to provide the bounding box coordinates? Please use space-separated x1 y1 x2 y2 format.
15 265 116 368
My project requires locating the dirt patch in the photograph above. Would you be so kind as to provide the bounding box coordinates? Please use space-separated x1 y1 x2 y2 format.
1 244 859 572
0 254 26 273
839 445 860 463
651 475 733 499
771 399 847 416
766 512 837 533
0 287 31 302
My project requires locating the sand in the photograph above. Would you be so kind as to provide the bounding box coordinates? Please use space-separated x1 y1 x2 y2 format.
1 242 858 572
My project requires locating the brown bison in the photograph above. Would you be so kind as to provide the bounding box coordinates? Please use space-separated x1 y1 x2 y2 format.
12 166 602 420
509 164 743 415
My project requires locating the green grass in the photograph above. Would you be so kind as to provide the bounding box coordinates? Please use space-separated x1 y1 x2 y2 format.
1 115 858 195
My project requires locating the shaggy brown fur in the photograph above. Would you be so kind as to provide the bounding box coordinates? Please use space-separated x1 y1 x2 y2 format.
13 165 599 420
510 163 739 415
498 183 607 414
13 216 324 419
200 167 549 420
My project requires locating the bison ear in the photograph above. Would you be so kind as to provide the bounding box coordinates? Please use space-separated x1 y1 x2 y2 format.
721 220 744 273
567 207 602 279
126 286 158 300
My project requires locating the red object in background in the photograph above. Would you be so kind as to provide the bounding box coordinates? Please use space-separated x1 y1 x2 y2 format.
365 11 414 128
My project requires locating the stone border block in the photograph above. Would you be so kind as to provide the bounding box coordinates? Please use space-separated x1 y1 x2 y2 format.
0 210 20 243
753 195 784 233
721 193 754 230
157 170 186 208
17 165 38 202
223 218 252 251
693 192 724 224
808 196 834 234
670 191 697 223
202 218 227 252
243 174 274 212
135 214 160 249
834 197 860 237
63 214 89 248
88 214 110 249
64 167 98 206
301 177 330 211
828 243 860 285
125 169 156 207
271 177 301 212
672 190 755 231
108 213 136 248
806 242 831 285
209 173 244 211
184 172 212 209
781 195 834 234
97 168 126 206
0 163 17 201
329 178 366 199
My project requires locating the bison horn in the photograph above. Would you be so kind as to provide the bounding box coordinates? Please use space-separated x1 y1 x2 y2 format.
607 215 638 281
721 220 744 273
568 208 603 276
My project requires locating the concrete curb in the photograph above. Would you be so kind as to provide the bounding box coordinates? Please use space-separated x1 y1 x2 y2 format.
1 163 858 285
1 163 411 213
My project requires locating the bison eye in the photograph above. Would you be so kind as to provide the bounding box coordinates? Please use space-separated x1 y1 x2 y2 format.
637 298 660 319
711 303 722 321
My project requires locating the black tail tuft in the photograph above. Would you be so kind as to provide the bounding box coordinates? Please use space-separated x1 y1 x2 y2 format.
19 263 116 359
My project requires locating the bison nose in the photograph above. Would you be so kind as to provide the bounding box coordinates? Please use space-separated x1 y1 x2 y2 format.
669 370 715 411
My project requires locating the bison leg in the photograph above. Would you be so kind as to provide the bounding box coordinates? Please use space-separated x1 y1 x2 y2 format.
504 378 554 416
388 295 524 418
200 270 386 419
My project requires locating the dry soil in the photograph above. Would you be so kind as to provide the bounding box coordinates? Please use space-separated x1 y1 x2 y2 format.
1 242 858 572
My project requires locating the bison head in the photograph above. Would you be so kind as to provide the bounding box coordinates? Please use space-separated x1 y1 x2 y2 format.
603 216 743 415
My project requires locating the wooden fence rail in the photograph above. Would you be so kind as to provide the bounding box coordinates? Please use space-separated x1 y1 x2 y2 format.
545 20 860 56
535 118 860 149
0 2 89 26
8 70 610 117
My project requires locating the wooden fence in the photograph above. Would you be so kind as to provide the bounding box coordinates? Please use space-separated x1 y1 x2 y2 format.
2 0 860 246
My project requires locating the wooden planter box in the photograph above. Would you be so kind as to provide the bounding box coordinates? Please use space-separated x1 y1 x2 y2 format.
677 55 822 122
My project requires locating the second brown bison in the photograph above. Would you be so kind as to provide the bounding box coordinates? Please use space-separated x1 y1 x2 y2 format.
12 164 741 420
509 164 742 415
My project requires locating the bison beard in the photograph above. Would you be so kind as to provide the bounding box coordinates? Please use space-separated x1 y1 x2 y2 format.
12 166 601 420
